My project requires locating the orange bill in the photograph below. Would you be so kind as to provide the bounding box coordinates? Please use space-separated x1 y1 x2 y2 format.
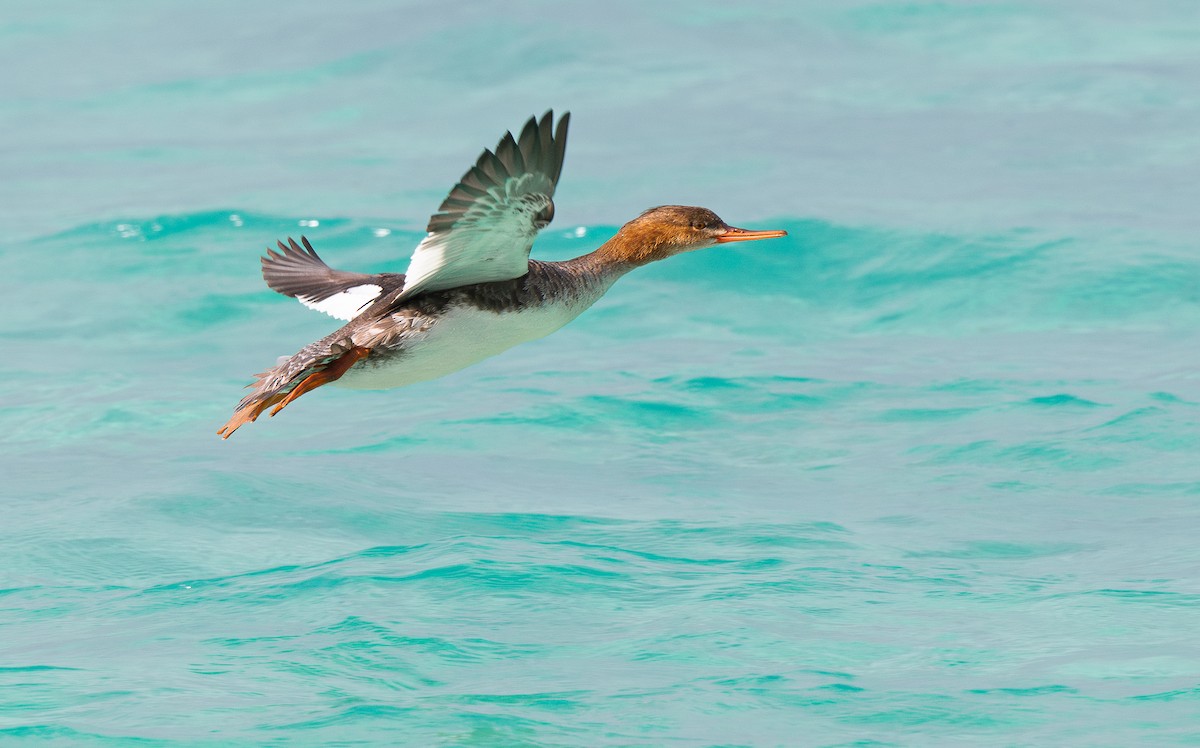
716 226 788 243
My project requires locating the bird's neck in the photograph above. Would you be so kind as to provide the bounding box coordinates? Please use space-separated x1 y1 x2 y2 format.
566 225 670 278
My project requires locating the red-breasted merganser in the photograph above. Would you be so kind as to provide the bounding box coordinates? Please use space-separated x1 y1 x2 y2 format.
219 111 786 438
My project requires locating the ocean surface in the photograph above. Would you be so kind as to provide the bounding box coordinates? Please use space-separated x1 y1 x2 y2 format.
3 1 1199 744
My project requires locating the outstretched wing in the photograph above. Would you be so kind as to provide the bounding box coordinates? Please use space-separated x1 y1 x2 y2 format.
260 236 405 320
393 110 570 302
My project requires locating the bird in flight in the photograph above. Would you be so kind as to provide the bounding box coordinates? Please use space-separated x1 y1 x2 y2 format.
219 111 786 438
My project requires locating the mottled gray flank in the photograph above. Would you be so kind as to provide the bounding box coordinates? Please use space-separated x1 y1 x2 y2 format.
229 255 621 419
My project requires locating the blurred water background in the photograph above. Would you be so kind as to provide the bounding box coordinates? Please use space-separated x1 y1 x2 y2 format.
2 1 1199 743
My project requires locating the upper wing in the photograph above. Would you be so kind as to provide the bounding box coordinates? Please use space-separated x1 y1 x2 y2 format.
260 236 405 321
394 110 570 301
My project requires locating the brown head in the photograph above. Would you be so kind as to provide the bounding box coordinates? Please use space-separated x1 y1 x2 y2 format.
601 205 787 266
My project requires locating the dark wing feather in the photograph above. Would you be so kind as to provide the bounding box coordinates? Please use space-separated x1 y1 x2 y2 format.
395 111 570 300
261 236 405 320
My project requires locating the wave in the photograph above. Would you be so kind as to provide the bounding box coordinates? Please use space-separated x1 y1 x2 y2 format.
21 210 1200 337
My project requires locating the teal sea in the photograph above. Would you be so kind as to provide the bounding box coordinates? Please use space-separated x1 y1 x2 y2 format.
3 1 1200 744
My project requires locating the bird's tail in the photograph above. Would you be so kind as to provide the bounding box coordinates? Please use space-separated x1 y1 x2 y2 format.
218 338 371 439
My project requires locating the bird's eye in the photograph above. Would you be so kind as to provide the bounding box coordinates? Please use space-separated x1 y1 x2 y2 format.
691 221 708 230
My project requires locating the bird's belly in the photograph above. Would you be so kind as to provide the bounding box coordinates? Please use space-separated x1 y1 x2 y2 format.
335 302 586 390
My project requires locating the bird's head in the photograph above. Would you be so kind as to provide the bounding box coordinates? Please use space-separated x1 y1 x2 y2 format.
611 205 787 265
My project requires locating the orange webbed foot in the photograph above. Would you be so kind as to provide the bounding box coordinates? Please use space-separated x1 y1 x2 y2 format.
218 345 371 439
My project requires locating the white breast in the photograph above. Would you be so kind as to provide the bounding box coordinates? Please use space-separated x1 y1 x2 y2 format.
334 300 591 390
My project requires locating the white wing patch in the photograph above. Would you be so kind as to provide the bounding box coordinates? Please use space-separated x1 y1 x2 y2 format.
389 111 569 304
401 187 549 297
297 283 383 321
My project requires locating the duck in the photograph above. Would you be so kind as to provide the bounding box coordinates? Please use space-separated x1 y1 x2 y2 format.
219 111 786 438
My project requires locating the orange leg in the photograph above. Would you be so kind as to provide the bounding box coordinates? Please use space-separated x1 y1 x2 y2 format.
218 345 371 439
269 346 371 416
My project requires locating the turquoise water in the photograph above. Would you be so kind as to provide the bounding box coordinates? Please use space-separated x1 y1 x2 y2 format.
3 1 1200 744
